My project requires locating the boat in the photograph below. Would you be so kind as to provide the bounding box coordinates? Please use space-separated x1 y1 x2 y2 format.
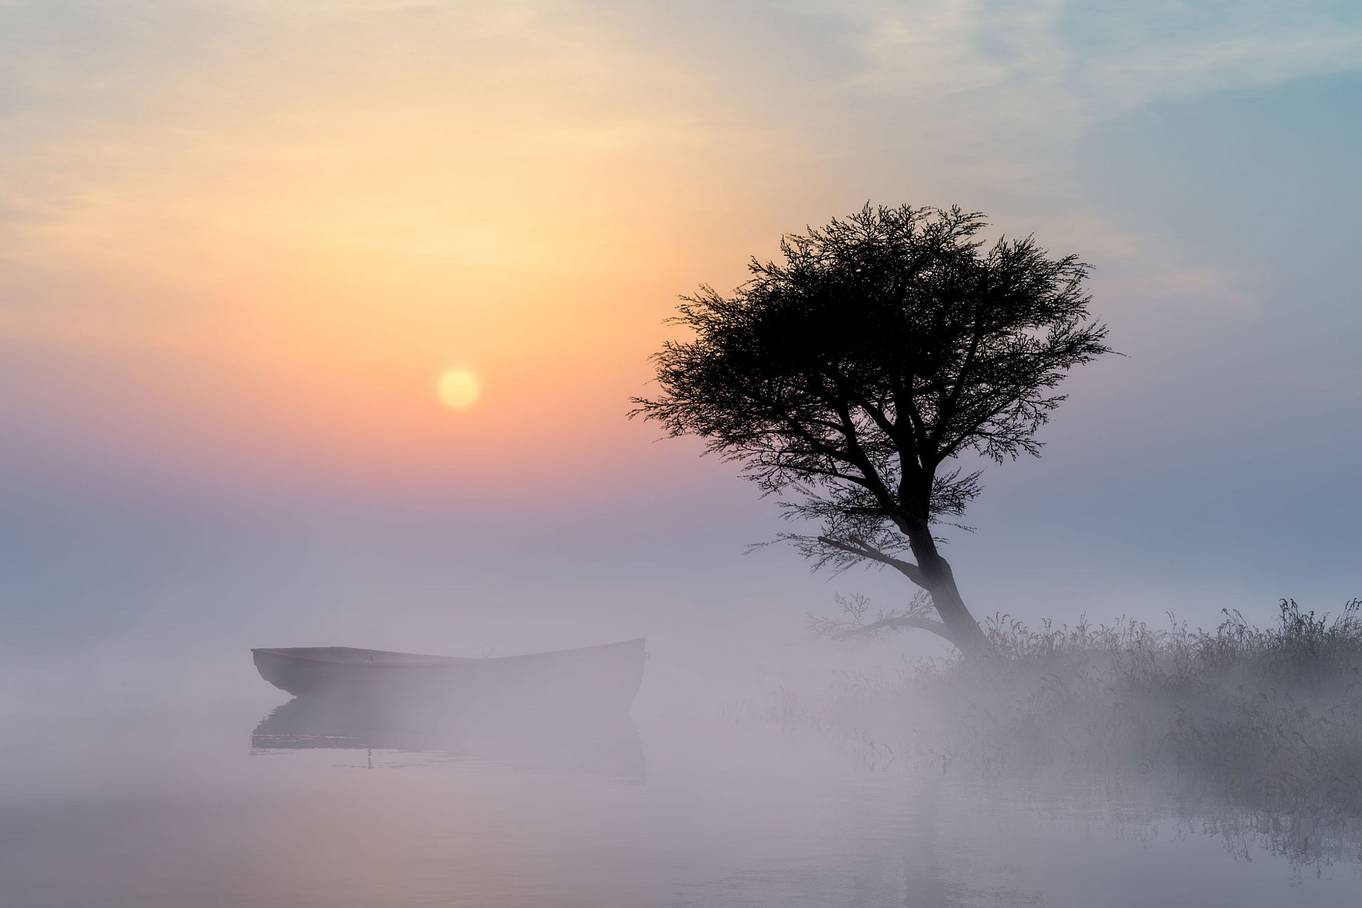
251 638 646 721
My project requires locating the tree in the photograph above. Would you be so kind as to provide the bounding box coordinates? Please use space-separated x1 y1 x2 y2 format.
631 204 1111 658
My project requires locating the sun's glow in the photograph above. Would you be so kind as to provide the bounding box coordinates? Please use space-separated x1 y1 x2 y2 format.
437 368 481 410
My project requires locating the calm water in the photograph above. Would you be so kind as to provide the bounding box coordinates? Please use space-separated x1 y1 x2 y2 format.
4 699 1361 908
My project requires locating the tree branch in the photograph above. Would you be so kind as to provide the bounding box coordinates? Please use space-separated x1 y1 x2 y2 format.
835 613 954 643
817 535 927 587
933 303 986 450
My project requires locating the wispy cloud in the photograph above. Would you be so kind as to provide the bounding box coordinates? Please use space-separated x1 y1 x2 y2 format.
841 0 1362 130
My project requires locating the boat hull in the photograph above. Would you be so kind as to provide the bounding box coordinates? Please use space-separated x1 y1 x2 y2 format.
251 638 645 722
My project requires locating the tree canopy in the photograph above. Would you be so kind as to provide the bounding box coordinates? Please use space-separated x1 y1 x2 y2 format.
633 204 1112 656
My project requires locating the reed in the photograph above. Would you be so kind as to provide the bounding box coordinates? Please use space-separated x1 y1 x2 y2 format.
820 599 1362 816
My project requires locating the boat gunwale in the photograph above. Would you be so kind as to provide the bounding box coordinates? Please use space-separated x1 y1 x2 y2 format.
251 637 646 667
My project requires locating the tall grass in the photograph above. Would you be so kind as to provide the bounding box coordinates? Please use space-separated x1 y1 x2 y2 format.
820 599 1362 818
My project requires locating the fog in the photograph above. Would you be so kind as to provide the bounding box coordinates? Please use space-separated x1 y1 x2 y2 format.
5 387 1360 905
5 479 1362 906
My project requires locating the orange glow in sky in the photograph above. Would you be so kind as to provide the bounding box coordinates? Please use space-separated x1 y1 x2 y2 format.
0 1 1169 503
0 5 791 496
437 369 481 411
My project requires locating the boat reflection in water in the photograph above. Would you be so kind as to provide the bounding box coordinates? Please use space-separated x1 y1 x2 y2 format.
249 638 647 779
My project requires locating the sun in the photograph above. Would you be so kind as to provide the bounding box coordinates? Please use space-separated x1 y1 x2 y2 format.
437 368 481 410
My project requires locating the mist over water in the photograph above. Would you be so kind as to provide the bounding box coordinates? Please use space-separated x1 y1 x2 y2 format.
5 615 1362 908
5 434 1360 907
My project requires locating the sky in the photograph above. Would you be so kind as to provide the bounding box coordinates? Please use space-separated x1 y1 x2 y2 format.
3 1 1361 710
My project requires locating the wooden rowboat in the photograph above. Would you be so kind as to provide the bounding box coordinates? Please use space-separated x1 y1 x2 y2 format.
251 638 645 720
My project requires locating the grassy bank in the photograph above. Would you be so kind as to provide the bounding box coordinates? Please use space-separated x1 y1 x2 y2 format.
809 599 1362 818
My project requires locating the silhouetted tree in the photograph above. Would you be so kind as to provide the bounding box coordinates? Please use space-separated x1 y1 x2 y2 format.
632 204 1111 657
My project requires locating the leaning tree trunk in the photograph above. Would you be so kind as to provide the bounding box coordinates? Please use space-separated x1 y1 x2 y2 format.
924 565 990 658
905 525 991 658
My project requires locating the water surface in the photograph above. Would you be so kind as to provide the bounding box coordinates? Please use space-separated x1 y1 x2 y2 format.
4 695 1361 908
